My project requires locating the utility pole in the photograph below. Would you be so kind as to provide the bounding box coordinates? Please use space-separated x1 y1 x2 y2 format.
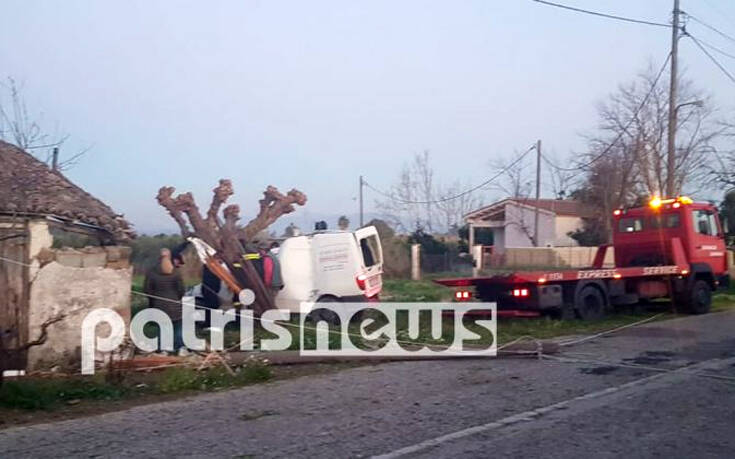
666 0 680 198
534 140 541 247
359 175 364 228
51 147 59 171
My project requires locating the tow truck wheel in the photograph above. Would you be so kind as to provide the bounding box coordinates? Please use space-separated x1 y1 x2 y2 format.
575 286 606 321
685 280 712 315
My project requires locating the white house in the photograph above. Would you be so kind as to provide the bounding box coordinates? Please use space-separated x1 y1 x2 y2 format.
465 198 594 253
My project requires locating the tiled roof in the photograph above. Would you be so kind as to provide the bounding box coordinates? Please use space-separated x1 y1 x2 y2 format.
0 140 135 241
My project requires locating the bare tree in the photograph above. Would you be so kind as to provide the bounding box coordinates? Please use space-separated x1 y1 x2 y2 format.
544 151 576 199
0 77 88 170
567 63 726 243
490 153 534 199
590 64 720 197
375 163 421 232
707 119 735 188
376 151 482 232
434 180 482 234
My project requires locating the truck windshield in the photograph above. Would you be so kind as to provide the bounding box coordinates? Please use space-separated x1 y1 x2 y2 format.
618 217 644 233
649 213 680 229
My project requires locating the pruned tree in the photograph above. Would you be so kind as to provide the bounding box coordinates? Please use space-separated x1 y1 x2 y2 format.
0 77 89 170
157 180 306 315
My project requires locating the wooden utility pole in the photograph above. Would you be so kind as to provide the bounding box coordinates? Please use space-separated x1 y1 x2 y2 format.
534 140 541 247
359 175 364 227
666 0 680 198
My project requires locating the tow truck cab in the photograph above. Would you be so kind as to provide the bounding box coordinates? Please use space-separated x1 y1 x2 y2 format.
613 197 727 286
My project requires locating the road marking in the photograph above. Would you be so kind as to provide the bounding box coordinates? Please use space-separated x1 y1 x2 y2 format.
371 356 735 459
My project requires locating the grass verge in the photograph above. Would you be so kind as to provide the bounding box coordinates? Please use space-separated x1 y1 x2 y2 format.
0 360 270 412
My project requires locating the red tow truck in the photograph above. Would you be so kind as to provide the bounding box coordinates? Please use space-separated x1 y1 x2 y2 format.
435 197 729 320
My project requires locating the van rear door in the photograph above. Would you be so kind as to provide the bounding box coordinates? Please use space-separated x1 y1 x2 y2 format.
355 226 383 297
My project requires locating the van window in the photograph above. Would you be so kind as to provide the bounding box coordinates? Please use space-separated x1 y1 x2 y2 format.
359 235 381 267
693 210 719 236
618 217 644 233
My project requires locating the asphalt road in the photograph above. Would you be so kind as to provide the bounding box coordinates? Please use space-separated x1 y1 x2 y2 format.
2 310 735 458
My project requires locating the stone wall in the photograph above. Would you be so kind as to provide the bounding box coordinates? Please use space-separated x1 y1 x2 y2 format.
26 221 132 370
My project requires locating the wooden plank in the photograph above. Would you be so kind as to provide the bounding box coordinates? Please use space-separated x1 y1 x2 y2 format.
0 217 30 369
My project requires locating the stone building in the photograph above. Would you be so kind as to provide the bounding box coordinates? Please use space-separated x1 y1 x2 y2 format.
0 140 135 370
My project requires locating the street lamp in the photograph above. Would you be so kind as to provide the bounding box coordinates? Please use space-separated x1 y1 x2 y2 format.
675 100 704 114
666 100 704 197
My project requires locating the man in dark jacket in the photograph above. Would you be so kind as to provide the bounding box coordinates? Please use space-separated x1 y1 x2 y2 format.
143 248 185 352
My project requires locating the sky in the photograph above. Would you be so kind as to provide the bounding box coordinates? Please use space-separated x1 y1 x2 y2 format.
1 0 733 234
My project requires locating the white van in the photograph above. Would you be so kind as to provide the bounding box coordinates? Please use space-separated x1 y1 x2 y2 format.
275 226 383 312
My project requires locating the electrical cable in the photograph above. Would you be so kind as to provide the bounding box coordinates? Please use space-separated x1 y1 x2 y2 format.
542 52 672 173
532 0 670 28
685 13 735 45
694 35 735 60
685 32 735 84
363 144 537 205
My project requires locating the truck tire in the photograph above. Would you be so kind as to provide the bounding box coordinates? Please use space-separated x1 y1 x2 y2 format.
574 285 606 321
685 279 712 315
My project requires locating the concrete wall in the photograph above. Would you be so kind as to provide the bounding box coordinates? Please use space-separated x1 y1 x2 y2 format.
25 221 132 370
554 215 583 247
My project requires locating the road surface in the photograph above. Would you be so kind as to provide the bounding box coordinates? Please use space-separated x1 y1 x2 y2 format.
2 310 735 458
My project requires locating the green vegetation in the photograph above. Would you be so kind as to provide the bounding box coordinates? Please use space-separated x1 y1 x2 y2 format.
129 234 185 273
381 278 453 302
0 361 271 411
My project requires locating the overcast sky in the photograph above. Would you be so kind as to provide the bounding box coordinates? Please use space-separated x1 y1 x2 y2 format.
1 0 733 234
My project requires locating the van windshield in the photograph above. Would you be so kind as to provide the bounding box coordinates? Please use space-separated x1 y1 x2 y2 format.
359 235 381 267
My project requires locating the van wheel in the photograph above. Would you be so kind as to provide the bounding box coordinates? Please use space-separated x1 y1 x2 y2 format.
575 286 606 321
310 296 341 325
685 280 712 315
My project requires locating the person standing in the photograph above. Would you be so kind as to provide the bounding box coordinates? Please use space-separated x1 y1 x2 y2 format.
143 248 185 352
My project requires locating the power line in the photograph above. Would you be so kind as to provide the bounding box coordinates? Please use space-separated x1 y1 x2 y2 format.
543 52 673 173
685 32 735 84
364 144 537 205
532 0 670 28
694 35 735 60
685 13 735 45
